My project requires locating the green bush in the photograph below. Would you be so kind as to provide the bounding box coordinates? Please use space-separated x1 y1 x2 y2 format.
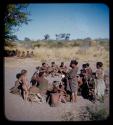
83 106 108 121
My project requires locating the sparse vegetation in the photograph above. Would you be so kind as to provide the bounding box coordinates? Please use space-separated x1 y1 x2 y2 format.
61 105 108 121
4 39 109 70
80 105 108 121
62 112 76 121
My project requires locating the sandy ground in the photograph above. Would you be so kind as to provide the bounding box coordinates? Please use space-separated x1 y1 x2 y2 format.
5 57 109 121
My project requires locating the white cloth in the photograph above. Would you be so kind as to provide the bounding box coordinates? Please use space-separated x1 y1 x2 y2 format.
95 79 106 97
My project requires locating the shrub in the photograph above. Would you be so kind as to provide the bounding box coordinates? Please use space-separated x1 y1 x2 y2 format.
79 105 108 121
61 112 75 121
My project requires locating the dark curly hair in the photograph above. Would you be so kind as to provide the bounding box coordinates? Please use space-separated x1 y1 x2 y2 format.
96 62 103 68
70 60 78 65
21 69 27 75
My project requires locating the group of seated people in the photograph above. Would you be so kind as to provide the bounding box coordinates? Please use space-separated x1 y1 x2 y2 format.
10 60 109 107
33 61 67 77
16 50 34 58
5 50 16 57
5 49 34 58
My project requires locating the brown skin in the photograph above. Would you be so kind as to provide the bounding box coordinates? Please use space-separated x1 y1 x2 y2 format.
58 85 67 103
70 63 78 103
77 76 83 87
59 62 67 74
50 85 67 106
21 72 30 101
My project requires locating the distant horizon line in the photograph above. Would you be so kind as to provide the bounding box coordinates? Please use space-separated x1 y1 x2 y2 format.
17 37 109 41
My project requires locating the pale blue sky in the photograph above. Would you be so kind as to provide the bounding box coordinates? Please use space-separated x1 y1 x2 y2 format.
15 3 109 40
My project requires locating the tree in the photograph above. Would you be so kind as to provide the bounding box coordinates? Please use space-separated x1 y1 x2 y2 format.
4 4 30 40
84 37 92 42
83 37 92 47
24 37 31 41
56 34 58 40
65 33 70 40
44 34 50 40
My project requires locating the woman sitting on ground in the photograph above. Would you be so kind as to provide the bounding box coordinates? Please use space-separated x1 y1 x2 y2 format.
37 71 49 95
30 67 40 86
30 51 34 57
50 62 59 77
46 81 64 106
16 50 21 57
58 62 67 75
26 51 31 57
48 83 61 107
40 63 48 76
28 82 43 103
21 51 26 58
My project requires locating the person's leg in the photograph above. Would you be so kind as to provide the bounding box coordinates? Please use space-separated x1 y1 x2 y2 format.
69 92 72 102
46 91 50 103
61 96 66 103
71 92 75 103
37 93 43 102
23 85 28 101
37 93 42 98
74 93 77 102
25 90 29 101
23 90 26 100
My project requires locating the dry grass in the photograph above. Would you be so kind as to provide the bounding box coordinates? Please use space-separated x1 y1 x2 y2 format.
32 46 109 69
5 41 109 70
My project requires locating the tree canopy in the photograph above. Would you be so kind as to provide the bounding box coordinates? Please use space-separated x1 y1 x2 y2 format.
4 4 30 40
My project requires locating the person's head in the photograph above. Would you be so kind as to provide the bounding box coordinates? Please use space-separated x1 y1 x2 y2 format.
61 62 64 66
80 69 84 74
39 71 45 77
59 84 64 89
53 82 59 89
92 72 96 79
46 64 49 67
16 73 22 79
70 60 78 68
78 74 84 80
21 69 27 76
96 62 103 69
22 51 25 54
82 64 86 69
32 81 37 86
51 62 55 66
86 63 90 67
59 84 62 88
36 66 40 70
79 73 84 78
42 62 46 67
27 51 29 53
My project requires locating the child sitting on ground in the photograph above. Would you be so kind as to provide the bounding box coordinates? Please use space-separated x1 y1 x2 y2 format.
58 84 67 103
10 73 23 95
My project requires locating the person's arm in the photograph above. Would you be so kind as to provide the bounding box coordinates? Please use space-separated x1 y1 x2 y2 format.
78 80 83 87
